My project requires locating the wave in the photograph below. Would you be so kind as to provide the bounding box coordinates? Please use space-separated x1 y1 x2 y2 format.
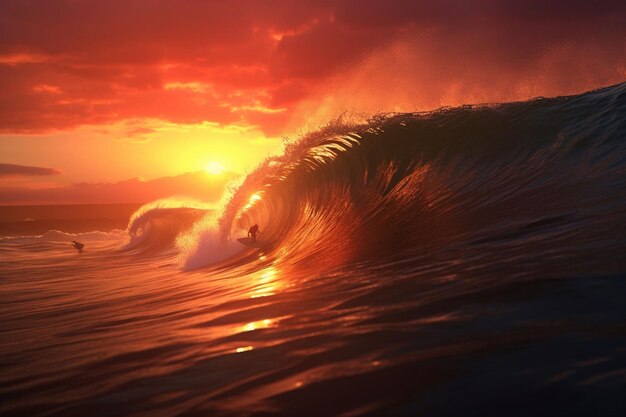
213 82 626 271
117 82 625 274
122 199 211 254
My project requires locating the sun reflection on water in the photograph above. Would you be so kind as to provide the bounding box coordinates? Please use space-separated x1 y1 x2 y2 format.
241 319 273 332
250 265 280 298
235 346 253 353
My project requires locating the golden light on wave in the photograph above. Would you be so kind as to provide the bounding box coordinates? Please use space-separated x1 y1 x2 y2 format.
243 192 262 211
204 161 225 175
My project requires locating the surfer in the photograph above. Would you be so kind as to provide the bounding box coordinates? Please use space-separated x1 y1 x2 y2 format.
248 224 259 241
71 240 84 251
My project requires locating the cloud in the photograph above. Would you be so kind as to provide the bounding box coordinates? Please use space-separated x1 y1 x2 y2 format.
0 0 624 135
0 171 238 205
0 163 61 177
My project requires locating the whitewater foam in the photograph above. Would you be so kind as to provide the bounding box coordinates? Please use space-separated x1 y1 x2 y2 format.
177 213 245 270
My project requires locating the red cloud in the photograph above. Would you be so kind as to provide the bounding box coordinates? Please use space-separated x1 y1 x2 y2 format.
0 0 624 135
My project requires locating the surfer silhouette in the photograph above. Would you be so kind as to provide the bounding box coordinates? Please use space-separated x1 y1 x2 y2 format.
71 240 84 251
248 224 259 241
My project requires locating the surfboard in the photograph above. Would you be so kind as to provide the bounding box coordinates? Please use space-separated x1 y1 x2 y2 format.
237 237 268 248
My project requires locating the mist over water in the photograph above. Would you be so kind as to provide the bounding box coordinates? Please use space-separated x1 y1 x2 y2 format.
1 83 626 416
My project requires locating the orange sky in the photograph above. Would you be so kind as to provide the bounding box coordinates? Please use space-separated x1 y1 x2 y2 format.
1 0 625 204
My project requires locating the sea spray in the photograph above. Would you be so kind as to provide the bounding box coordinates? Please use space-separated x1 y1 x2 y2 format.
176 213 244 270
177 177 248 270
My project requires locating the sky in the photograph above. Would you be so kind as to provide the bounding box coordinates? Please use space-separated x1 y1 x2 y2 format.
1 0 625 204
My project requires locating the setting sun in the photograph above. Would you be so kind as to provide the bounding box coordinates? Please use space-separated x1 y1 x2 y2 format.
204 161 225 175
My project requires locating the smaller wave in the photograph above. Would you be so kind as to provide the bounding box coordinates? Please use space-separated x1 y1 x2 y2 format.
122 199 212 253
0 228 127 244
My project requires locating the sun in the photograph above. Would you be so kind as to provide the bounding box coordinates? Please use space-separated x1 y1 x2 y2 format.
204 161 225 175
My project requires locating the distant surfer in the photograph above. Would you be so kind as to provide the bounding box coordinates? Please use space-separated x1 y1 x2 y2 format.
248 224 259 241
71 240 84 251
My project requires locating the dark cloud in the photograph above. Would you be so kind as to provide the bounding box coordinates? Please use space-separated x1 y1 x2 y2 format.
0 163 60 177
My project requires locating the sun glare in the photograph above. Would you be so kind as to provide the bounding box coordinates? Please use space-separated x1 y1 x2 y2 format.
204 161 225 175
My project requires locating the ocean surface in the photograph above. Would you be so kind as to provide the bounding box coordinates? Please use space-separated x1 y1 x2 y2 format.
1 83 626 416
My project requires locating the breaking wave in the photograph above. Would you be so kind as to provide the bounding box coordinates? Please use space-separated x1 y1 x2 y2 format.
213 82 626 272
118 82 626 276
123 199 211 253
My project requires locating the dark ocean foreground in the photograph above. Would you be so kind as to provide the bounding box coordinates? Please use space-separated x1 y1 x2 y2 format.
1 83 626 416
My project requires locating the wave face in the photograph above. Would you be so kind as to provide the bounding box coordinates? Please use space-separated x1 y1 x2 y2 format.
222 82 626 274
2 83 626 417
